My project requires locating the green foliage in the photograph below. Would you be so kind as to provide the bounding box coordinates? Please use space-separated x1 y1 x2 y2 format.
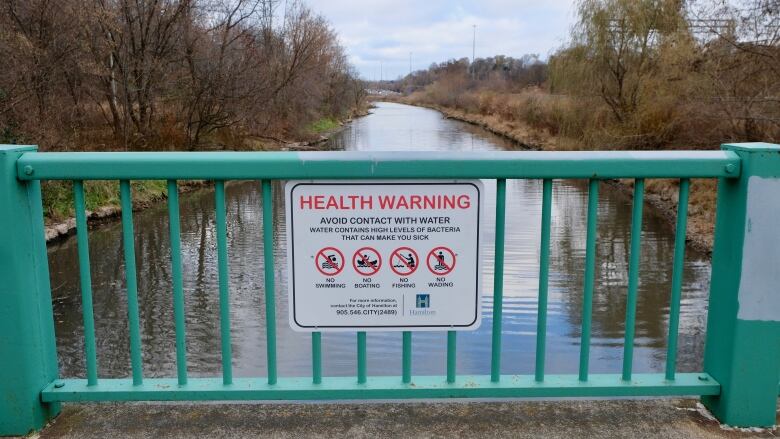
41 180 168 222
307 117 341 134
555 0 689 122
544 0 720 148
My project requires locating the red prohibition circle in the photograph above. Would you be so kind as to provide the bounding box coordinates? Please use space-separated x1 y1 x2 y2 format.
315 247 345 276
427 247 456 276
390 247 419 276
352 247 382 276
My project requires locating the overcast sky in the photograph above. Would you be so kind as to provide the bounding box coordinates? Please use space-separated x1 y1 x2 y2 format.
303 0 578 80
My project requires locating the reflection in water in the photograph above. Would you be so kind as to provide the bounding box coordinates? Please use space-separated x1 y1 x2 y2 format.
49 102 710 379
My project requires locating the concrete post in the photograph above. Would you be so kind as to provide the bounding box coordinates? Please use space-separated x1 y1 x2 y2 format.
0 145 60 435
702 142 780 427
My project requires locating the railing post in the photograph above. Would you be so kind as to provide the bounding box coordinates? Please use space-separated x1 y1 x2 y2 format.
0 145 60 435
702 142 780 427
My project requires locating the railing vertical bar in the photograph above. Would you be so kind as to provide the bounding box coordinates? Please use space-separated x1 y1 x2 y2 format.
215 180 232 385
534 179 553 382
73 180 98 386
261 180 277 385
119 180 143 386
357 332 367 384
402 331 412 384
312 332 322 384
665 178 690 381
579 178 599 382
447 331 457 383
622 178 645 381
167 180 188 385
490 178 507 382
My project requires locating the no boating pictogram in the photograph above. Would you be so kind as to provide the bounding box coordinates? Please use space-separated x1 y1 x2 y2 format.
427 247 456 275
352 247 382 276
390 247 419 276
315 247 344 276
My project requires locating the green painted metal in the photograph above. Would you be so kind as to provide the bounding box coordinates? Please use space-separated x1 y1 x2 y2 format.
214 181 233 385
447 331 457 384
16 150 741 181
665 178 689 381
491 179 507 382
357 332 367 384
0 145 60 435
261 180 277 385
579 179 599 382
8 144 780 432
73 180 99 386
402 331 412 384
119 181 144 386
41 374 720 402
167 180 188 385
312 332 322 384
622 179 644 381
535 179 552 382
702 143 780 427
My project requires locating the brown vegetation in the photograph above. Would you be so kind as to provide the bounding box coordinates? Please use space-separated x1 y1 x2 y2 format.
0 0 369 224
0 0 367 151
382 0 779 251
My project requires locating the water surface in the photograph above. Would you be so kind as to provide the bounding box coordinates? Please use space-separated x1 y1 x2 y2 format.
49 102 711 379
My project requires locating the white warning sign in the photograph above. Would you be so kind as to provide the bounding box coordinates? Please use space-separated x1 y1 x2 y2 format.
285 180 484 331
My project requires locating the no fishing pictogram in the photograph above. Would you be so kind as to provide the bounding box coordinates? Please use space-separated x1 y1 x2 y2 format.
315 247 344 276
427 246 456 275
352 247 382 276
390 247 419 276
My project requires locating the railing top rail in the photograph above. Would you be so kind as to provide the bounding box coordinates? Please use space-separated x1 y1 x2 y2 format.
16 150 741 180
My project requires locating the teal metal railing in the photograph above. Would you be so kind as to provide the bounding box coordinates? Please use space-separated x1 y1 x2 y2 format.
1 145 779 435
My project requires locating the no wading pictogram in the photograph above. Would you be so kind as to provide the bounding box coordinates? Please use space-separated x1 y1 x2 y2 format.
427 246 456 275
390 247 419 276
353 247 382 276
316 247 344 276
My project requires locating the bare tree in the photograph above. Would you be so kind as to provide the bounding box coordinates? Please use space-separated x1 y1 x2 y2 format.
0 0 84 147
0 0 366 150
180 0 267 147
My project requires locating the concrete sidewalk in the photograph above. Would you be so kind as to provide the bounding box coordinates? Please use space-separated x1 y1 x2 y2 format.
28 399 778 438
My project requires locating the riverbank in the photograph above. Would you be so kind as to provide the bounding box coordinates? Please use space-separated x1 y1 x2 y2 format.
43 107 373 243
392 99 716 254
43 180 207 242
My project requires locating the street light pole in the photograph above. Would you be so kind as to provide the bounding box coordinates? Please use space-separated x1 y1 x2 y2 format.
472 24 476 63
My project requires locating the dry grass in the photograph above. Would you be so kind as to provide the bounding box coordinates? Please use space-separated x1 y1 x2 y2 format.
398 89 720 252
622 178 718 252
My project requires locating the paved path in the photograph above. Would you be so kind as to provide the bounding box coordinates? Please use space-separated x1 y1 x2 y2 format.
32 399 778 438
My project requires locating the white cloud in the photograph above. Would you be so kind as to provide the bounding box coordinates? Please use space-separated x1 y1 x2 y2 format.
302 0 578 79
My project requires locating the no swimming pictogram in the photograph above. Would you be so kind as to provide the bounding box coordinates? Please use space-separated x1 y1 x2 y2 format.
315 247 344 276
427 246 456 275
390 247 418 276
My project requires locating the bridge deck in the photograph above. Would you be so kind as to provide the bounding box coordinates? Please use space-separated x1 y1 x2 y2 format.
31 399 778 438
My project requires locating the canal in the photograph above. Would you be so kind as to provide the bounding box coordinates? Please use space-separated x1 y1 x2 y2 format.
48 101 711 379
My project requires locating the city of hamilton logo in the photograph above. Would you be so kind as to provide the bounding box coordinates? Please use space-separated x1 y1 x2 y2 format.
416 294 430 309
